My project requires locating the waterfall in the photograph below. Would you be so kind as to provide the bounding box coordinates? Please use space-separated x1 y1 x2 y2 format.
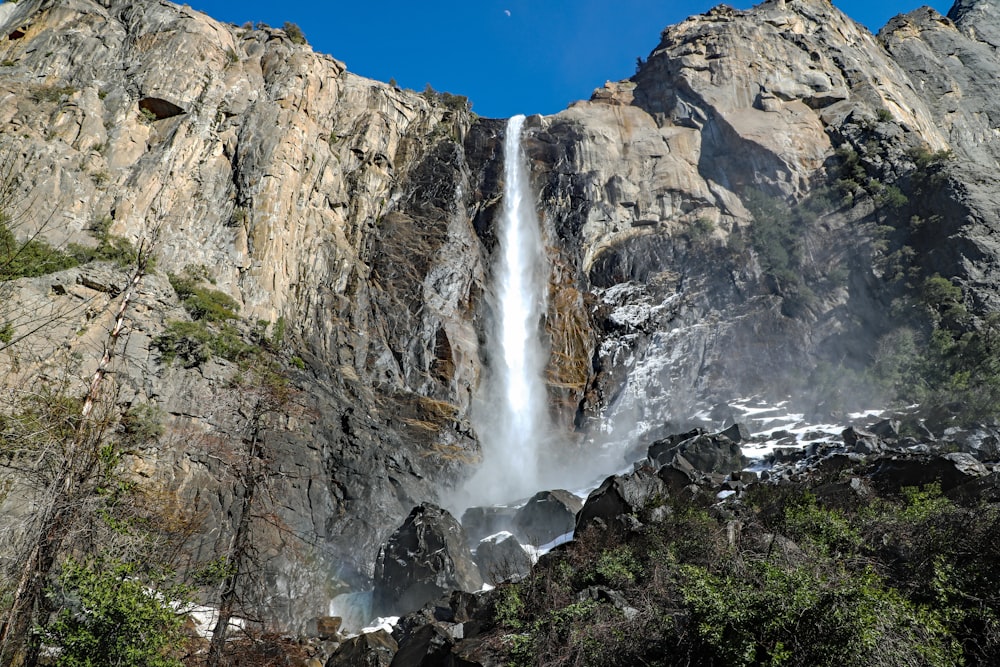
460 114 552 508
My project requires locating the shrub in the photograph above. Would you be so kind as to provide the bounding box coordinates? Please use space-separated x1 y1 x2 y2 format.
168 272 239 322
0 219 78 279
153 320 213 366
120 404 165 446
282 21 307 45
42 558 188 667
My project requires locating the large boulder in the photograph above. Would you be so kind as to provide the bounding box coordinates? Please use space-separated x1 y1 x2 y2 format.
871 452 989 495
575 465 667 535
459 506 519 546
511 489 583 545
373 504 484 617
650 431 746 475
390 623 457 667
474 532 532 583
326 630 397 667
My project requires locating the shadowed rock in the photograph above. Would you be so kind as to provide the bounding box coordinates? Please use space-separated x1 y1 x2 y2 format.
511 489 583 545
474 532 532 583
373 503 483 618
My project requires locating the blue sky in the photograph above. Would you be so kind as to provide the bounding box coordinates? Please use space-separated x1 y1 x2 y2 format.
189 0 955 119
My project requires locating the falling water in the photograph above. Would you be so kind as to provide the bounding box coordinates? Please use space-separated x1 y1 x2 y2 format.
460 114 552 507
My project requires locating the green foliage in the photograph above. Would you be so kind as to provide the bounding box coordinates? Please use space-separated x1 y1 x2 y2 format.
168 271 239 322
583 546 642 588
483 481 1000 666
42 558 187 667
742 189 800 287
876 108 894 122
282 21 307 45
153 320 256 366
680 562 957 667
153 320 213 366
0 219 78 279
67 218 144 268
0 320 12 343
421 83 473 113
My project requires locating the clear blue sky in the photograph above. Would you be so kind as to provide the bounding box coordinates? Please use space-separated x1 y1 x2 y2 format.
188 0 955 119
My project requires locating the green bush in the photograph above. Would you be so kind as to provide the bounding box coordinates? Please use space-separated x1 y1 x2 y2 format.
283 21 307 45
42 558 188 667
0 219 78 279
168 272 239 322
153 321 213 366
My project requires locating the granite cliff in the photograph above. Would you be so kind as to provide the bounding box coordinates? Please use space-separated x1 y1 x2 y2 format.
1 0 999 634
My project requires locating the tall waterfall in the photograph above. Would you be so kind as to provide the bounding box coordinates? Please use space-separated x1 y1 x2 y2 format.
460 114 552 507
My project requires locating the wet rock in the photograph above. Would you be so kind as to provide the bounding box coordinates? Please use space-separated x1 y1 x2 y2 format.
842 426 883 455
674 433 747 475
648 428 706 465
460 506 519 546
576 465 666 535
977 435 1000 462
511 489 583 545
450 637 503 667
657 460 698 495
474 532 531 583
326 630 397 667
373 504 483 618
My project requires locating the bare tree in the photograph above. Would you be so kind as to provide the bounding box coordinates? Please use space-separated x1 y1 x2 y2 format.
203 366 300 667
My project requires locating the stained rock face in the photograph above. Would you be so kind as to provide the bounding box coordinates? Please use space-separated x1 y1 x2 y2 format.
373 503 483 617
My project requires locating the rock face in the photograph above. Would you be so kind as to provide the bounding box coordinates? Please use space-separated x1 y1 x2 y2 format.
4 0 1000 631
372 504 483 617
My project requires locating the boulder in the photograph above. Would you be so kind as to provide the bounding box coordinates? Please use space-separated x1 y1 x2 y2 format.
474 532 532 583
576 465 666 535
720 422 752 443
672 433 746 475
842 426 882 454
460 506 519 546
450 637 503 667
871 453 989 494
390 623 456 667
648 428 706 465
511 489 583 545
650 427 748 475
326 630 397 667
373 503 484 617
867 418 901 440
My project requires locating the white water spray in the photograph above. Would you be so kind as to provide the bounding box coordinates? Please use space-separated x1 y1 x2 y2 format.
460 114 553 507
